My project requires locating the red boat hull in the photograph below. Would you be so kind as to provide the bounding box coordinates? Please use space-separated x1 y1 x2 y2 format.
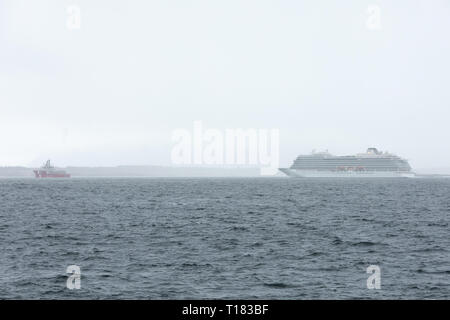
33 170 71 178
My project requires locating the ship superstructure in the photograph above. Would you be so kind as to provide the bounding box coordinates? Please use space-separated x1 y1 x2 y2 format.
279 148 414 178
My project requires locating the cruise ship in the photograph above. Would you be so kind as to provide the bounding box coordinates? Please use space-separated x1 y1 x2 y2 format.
279 148 415 178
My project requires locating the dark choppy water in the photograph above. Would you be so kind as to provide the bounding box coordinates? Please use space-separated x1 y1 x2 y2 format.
0 178 449 299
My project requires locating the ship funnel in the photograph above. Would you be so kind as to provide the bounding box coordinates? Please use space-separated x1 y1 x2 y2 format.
367 148 381 155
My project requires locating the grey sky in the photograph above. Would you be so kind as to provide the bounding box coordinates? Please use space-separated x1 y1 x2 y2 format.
1 0 449 168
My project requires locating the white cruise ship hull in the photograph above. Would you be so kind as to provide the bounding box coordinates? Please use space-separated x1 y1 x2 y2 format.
279 168 416 178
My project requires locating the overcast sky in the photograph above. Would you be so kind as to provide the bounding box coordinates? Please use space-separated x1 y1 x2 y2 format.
1 0 449 168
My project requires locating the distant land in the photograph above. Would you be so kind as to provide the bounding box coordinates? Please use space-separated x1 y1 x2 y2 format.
415 168 450 175
0 166 271 178
1 166 449 178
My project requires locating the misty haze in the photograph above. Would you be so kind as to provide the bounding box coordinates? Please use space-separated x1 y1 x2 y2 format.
1 0 450 172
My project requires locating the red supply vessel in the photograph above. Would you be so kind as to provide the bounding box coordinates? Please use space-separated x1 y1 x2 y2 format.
33 160 71 178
